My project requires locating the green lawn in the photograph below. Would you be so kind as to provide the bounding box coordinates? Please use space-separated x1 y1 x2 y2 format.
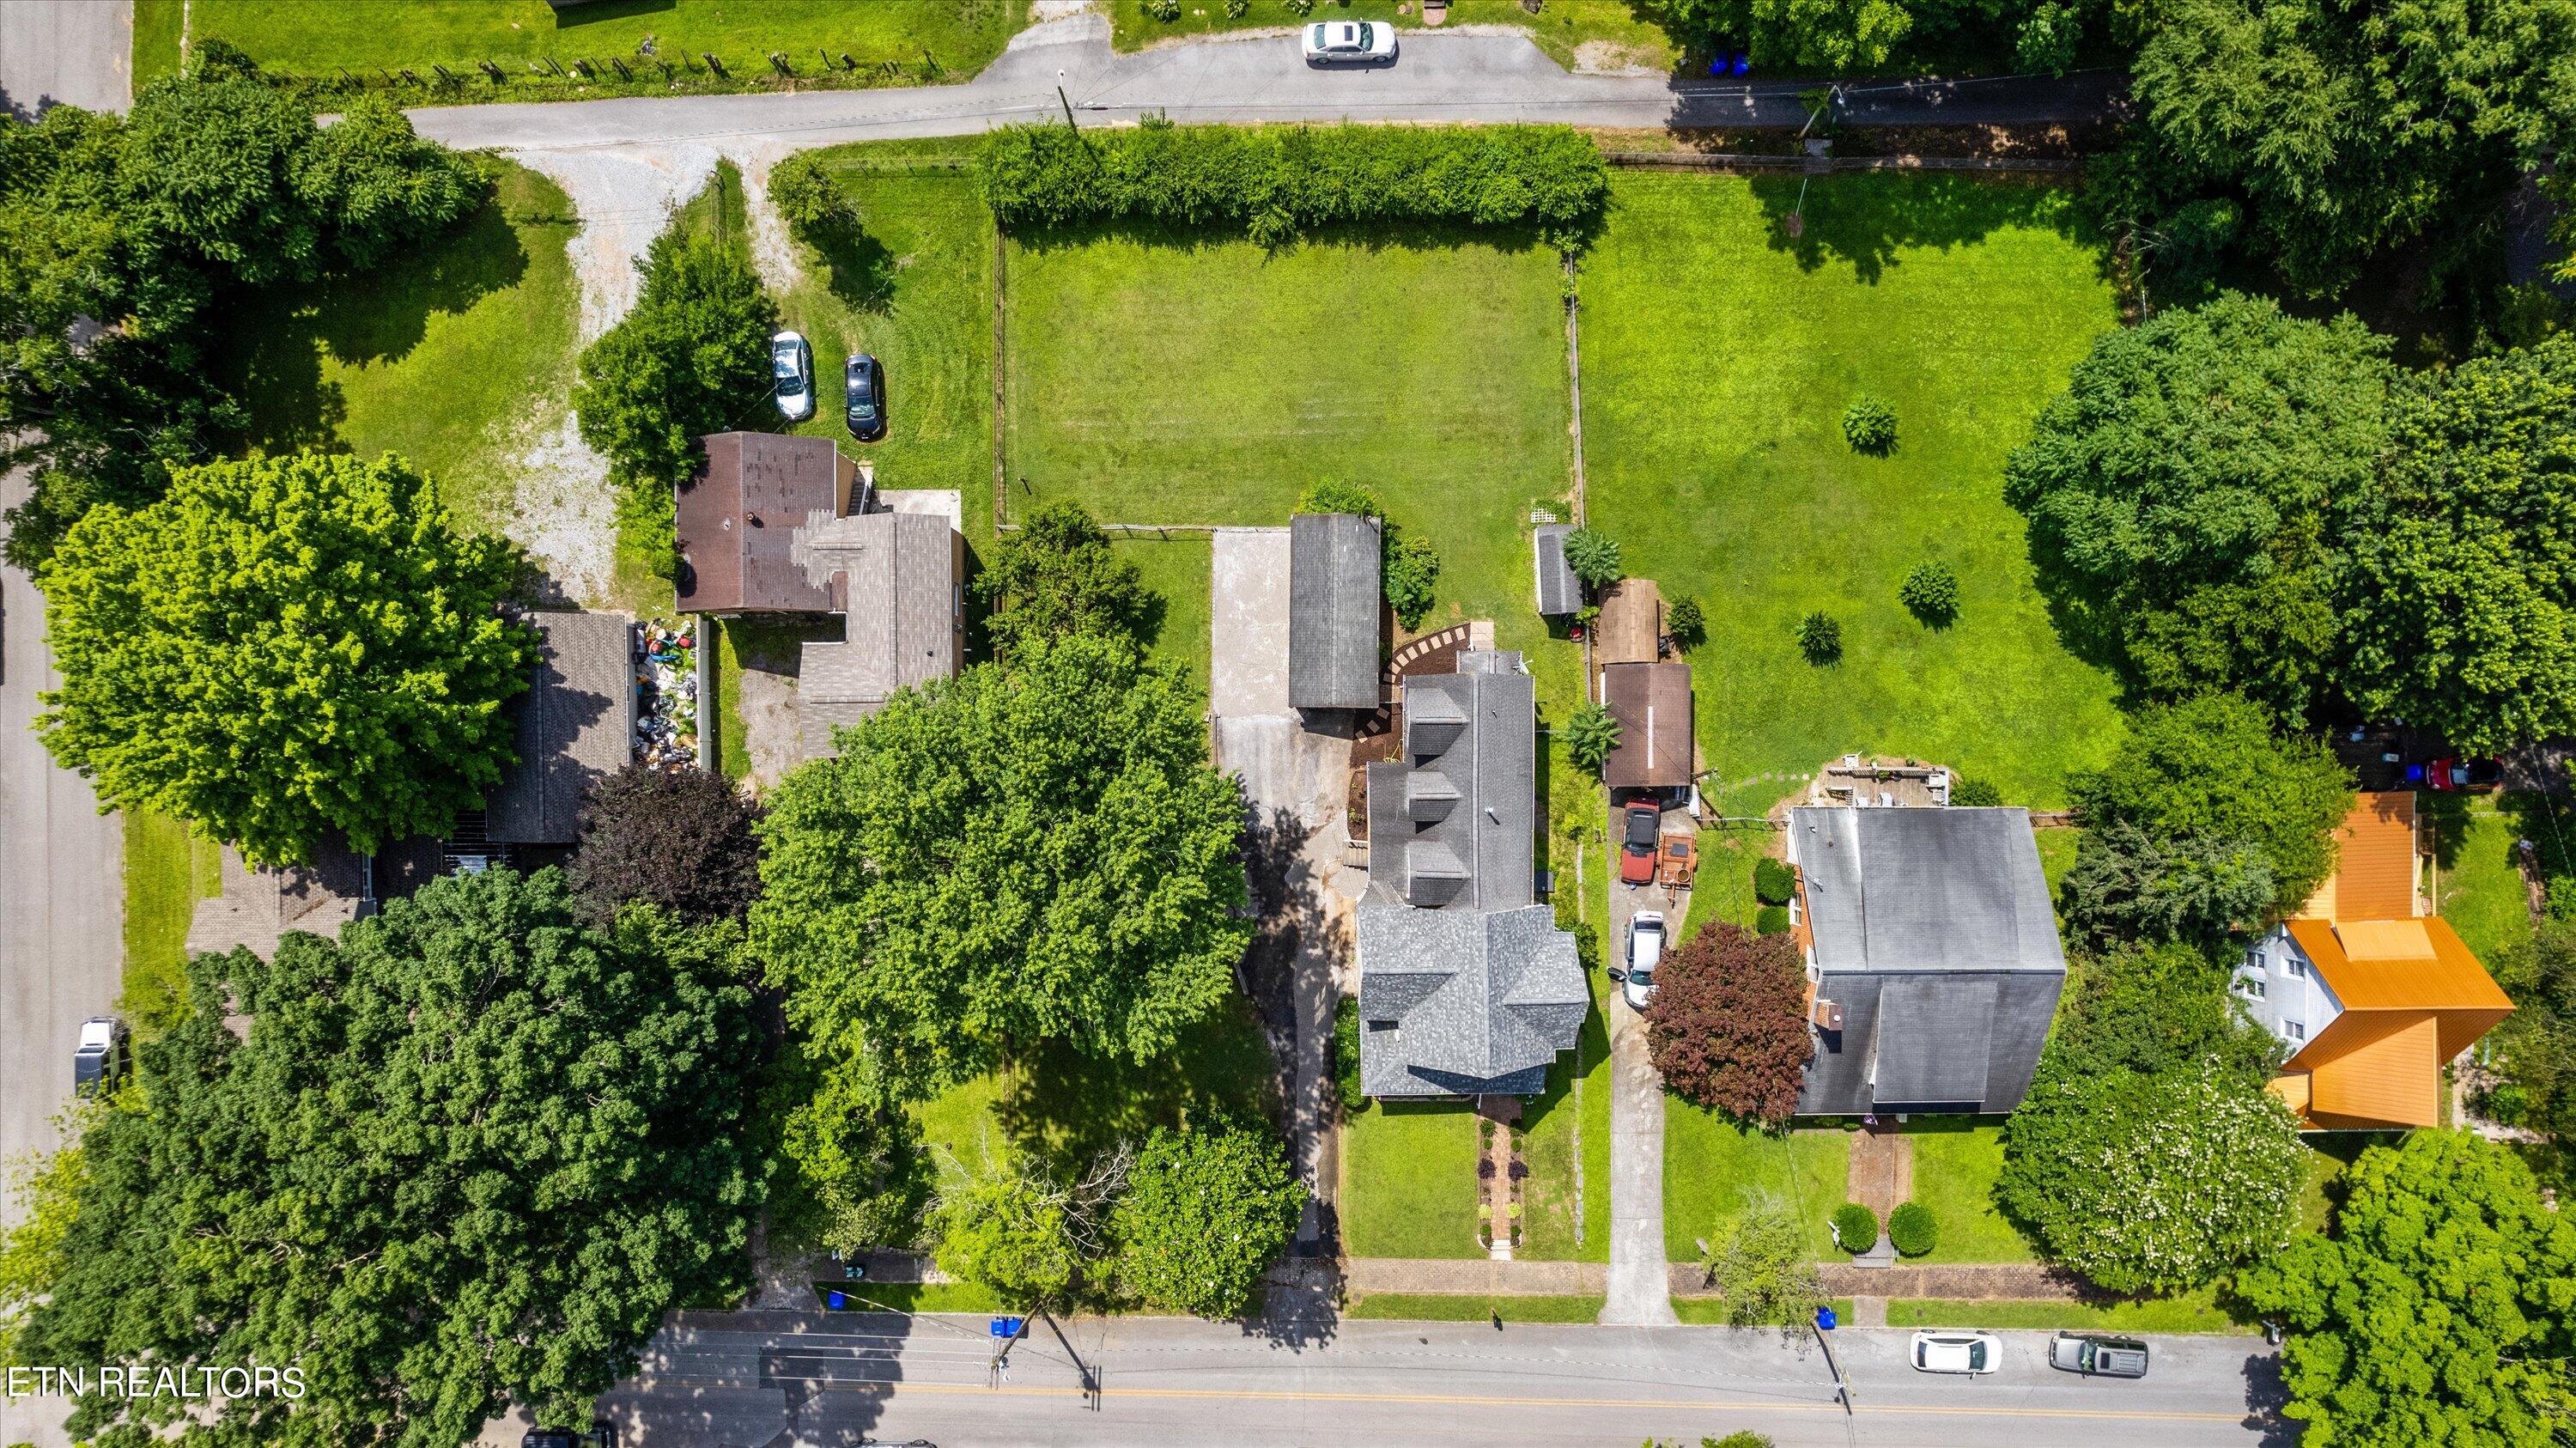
1340 1100 1485 1259
2036 826 2079 895
1583 172 2125 817
186 0 1030 82
1346 1293 1607 1323
1115 536 1214 697
132 0 185 83
1679 827 1768 939
1664 1112 1850 1262
2427 793 2567 964
1521 928 1613 1262
1886 1290 2250 1335
120 812 223 1035
1900 1118 2035 1264
826 1281 1010 1315
1108 0 1679 70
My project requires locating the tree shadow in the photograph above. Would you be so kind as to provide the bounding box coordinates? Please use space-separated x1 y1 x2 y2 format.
1746 170 2099 285
1009 214 1571 265
555 0 678 29
993 995 1284 1179
809 219 902 315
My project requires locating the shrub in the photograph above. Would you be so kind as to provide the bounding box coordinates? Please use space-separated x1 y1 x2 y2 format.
1563 526 1622 590
1831 1202 1880 1253
766 151 859 248
1285 0 1315 15
1843 395 1898 453
1226 0 1250 14
1565 702 1621 774
1899 561 1959 627
1112 1123 1306 1317
1644 922 1811 1124
1334 998 1367 1113
1753 856 1796 906
1795 611 1842 665
1754 904 1790 935
1666 596 1706 649
974 502 1156 657
1950 776 2003 807
1887 1202 1938 1256
980 123 1610 250
1698 1194 1821 1328
1147 0 1182 18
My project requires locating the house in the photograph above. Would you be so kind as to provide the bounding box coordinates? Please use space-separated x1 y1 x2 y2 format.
1601 661 1692 793
2237 792 2514 1130
1532 523 1580 617
1358 649 1585 1098
487 611 636 847
1287 512 1382 712
1787 806 2065 1116
796 509 967 759
674 432 864 615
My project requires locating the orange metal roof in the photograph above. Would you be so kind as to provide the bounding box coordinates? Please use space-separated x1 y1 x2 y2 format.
2297 792 2416 923
2285 916 2513 1013
2306 1016 2443 1128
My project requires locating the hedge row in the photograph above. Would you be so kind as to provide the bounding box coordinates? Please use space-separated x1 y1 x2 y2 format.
979 122 1609 247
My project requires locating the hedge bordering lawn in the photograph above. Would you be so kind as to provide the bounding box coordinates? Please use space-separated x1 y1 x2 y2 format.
980 122 1610 247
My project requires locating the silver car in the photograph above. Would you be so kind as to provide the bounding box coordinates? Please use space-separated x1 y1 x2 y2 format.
1303 20 1396 64
1618 910 1664 1011
771 330 815 422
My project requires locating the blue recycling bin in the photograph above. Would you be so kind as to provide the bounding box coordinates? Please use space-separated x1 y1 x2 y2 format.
827 1290 848 1310
1815 1305 1838 1331
1732 52 1753 76
990 1316 1025 1339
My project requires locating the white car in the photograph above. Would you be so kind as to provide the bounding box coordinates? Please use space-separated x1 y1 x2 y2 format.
1911 1331 2002 1375
1619 910 1665 1011
771 330 815 422
1303 20 1396 64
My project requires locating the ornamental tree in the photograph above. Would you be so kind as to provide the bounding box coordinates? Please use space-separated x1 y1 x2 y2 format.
1563 526 1621 590
568 762 765 926
1112 1123 1306 1318
36 451 532 865
753 631 1251 1104
973 501 1156 658
1644 922 1812 1126
19 868 762 1445
2069 691 2353 913
2342 334 2576 754
2056 818 2275 952
2237 1131 2576 1446
1565 702 1621 775
2004 294 2393 721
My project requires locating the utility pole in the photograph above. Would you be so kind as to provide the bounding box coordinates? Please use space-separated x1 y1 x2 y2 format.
1058 68 1079 131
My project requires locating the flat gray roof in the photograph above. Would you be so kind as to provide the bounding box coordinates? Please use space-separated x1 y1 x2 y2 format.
1289 513 1382 710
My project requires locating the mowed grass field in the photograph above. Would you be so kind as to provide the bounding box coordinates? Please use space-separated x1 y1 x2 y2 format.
1106 0 1680 70
1340 1100 1487 1259
1584 172 2126 815
1664 1110 1849 1262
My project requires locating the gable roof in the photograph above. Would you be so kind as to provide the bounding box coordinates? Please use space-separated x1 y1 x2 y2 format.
795 511 962 758
487 612 635 845
2298 791 2416 922
1601 661 1693 790
1791 806 2064 975
675 433 858 613
1289 512 1382 710
1356 903 1585 1097
1365 651 1535 911
1532 524 1580 616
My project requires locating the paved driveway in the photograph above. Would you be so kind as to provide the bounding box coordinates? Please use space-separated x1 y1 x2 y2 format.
1601 794 1697 1326
0 0 131 119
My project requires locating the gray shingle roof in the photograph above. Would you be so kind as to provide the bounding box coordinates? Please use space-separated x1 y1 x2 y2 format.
1356 903 1584 1098
488 611 635 845
1533 524 1580 617
1289 512 1382 710
795 511 963 759
1365 651 1534 911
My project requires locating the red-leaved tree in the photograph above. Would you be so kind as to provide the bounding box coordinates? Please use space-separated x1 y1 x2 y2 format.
1645 921 1812 1124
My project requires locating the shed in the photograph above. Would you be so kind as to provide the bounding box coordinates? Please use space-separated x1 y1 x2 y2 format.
488 611 637 845
1289 512 1382 711
1601 661 1693 791
1533 524 1580 617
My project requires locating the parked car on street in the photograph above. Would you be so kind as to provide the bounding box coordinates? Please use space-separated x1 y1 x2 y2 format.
1615 910 1665 1011
2049 1332 2149 1378
2425 756 2502 792
1303 19 1397 64
1911 1331 2001 1375
523 1423 619 1448
771 330 815 422
72 1016 126 1096
845 352 886 441
1619 801 1661 885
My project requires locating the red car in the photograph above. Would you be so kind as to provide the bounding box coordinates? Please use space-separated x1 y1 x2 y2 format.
2427 757 2502 792
1619 802 1661 885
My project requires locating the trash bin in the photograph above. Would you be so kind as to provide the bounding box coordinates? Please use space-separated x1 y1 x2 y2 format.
1815 1305 1838 1332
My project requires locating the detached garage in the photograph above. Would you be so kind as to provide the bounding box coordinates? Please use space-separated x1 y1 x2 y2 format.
1600 660 1693 793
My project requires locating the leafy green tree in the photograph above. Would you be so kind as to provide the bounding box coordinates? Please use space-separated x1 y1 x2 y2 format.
2238 1130 2576 1446
568 761 765 926
754 632 1251 1105
2343 335 2576 754
1795 610 1842 664
2124 0 2576 295
932 1163 1091 1305
769 1041 929 1257
1950 776 2003 807
2057 818 2275 952
766 149 860 249
2069 691 2353 912
0 1135 86 1367
1659 0 1917 68
2478 919 2576 1145
1844 394 1899 453
2040 940 2281 1084
1666 596 1706 649
291 94 486 272
1898 560 1957 626
1565 701 1621 774
2006 294 2393 720
974 502 1156 657
1294 481 1441 630
1564 526 1622 589
37 452 532 865
1113 1123 1306 1317
20 868 761 1445
1695 1191 1823 1327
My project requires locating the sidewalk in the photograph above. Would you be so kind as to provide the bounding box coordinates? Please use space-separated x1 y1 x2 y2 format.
1340 1256 2099 1303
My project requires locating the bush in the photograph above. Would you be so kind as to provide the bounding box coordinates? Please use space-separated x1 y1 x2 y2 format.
1293 481 1440 630
1795 611 1842 665
1887 1202 1938 1256
1843 395 1899 453
1227 0 1250 14
1752 857 1796 906
1147 0 1182 17
766 151 859 248
1565 702 1621 775
1831 1202 1880 1254
1899 561 1959 627
1334 997 1367 1113
973 502 1156 657
1666 596 1705 649
568 763 765 927
1698 1194 1821 1328
1950 776 2003 807
980 123 1610 250
1284 0 1315 15
1644 922 1811 1124
1754 904 1790 935
1563 526 1622 590
1112 1123 1306 1317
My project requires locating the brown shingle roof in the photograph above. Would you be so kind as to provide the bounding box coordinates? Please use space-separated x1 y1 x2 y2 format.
676 433 856 613
1601 661 1693 791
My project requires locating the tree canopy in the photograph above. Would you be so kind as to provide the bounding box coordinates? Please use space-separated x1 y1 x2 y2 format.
2238 1130 2576 1446
36 451 532 865
19 868 761 1445
752 631 1252 1105
2342 334 2576 754
1644 922 1813 1125
1111 1123 1306 1317
2057 818 2275 953
568 761 765 926
973 502 1157 659
2005 294 2393 720
2478 918 2576 1151
2068 691 2354 912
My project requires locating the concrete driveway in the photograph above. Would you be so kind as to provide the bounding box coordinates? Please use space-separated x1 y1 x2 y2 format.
0 0 131 119
1601 793 1696 1326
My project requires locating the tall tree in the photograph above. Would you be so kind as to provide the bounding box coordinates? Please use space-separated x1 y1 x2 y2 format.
19 869 762 1445
2342 334 2576 754
37 451 532 864
1644 922 1813 1125
2056 818 2275 952
2005 294 2393 721
568 762 765 926
2479 918 2576 1152
2068 691 2354 912
973 501 1156 659
753 631 1251 1104
2238 1130 2576 1446
1112 1123 1306 1318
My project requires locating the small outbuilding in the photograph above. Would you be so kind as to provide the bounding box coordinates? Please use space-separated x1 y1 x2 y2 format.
1601 660 1693 793
1288 512 1382 712
1532 523 1581 617
488 611 639 846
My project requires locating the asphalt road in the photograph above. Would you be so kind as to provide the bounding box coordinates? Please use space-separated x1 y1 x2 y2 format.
409 13 2126 153
518 1311 2282 1448
0 0 131 119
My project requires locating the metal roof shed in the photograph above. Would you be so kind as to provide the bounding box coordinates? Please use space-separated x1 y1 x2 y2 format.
1533 523 1580 617
1601 661 1693 791
1289 512 1382 711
